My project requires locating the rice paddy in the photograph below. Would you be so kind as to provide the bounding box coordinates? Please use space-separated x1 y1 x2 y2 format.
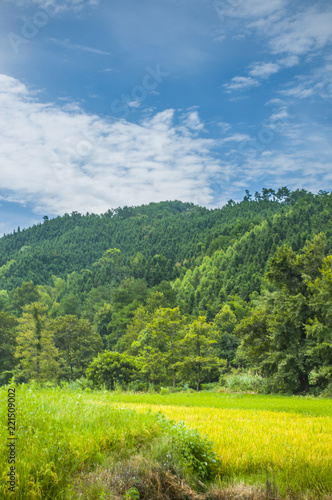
109 392 332 496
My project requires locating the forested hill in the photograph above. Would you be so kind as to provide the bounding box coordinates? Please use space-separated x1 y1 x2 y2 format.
0 189 332 295
1 188 332 394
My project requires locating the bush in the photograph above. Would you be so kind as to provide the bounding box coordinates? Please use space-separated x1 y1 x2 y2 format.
221 372 265 393
320 383 332 398
200 382 218 391
86 351 138 390
127 380 148 392
155 413 222 482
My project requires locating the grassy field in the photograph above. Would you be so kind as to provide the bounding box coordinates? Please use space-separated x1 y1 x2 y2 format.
0 385 331 499
0 384 224 499
105 390 332 416
106 391 332 497
0 385 168 499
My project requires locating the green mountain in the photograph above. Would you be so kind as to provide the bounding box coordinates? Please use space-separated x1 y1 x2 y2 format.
1 188 332 394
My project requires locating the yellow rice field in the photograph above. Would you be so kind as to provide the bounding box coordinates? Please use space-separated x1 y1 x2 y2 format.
116 402 332 494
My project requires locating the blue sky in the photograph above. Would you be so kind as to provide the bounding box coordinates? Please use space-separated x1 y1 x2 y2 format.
1 0 332 235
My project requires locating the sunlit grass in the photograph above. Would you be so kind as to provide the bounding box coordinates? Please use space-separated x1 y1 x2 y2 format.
0 385 161 499
109 398 332 496
104 390 332 416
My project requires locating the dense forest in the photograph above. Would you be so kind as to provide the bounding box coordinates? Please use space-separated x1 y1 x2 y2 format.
1 187 331 394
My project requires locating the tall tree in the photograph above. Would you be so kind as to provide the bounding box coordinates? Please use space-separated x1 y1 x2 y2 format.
238 234 328 393
15 303 59 382
0 312 18 383
48 315 103 379
177 316 220 391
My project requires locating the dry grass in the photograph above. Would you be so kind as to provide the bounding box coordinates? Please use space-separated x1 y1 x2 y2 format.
70 456 332 500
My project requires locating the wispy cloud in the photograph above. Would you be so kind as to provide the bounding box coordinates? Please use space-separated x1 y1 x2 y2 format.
220 2 332 93
215 0 286 20
224 76 260 92
280 60 332 100
221 133 251 143
4 0 99 13
249 62 280 79
267 7 332 56
48 38 110 55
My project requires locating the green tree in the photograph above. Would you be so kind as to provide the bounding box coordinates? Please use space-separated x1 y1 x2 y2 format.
58 293 81 317
0 290 10 311
15 303 59 382
106 278 148 348
238 234 329 393
0 312 18 384
86 351 137 390
213 304 239 365
177 316 220 391
147 307 185 387
94 303 113 347
49 315 103 379
305 254 332 388
11 281 40 314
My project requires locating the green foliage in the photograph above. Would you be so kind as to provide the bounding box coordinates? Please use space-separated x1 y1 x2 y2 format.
155 413 222 481
106 390 332 416
221 372 265 392
124 487 140 499
11 281 40 314
15 302 59 382
237 233 331 393
176 316 221 391
86 351 138 390
1 192 332 395
0 312 17 383
0 385 164 498
48 315 103 380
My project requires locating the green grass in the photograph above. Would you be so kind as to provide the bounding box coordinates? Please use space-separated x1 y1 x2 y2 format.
0 384 164 498
105 390 332 417
0 384 222 499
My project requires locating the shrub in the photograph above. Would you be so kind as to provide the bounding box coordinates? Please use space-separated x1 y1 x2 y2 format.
223 372 264 392
127 380 147 392
200 382 218 391
155 413 222 482
86 351 138 390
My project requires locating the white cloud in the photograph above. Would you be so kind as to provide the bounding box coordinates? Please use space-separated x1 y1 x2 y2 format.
267 107 288 129
224 55 300 93
221 133 251 143
182 111 204 132
278 55 299 68
214 0 286 20
280 60 332 100
217 121 231 133
224 76 260 92
268 8 332 56
48 38 110 55
0 74 225 215
220 2 332 93
127 100 141 109
4 0 99 13
249 62 280 78
219 116 332 201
